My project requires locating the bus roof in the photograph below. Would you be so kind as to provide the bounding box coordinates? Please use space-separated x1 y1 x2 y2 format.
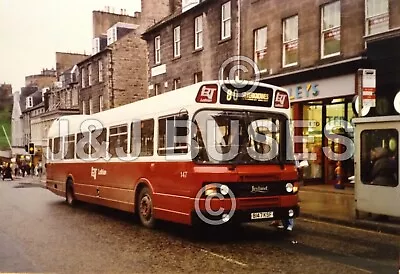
47 80 289 138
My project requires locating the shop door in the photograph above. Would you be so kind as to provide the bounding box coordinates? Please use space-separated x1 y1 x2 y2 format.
302 104 323 181
325 103 347 184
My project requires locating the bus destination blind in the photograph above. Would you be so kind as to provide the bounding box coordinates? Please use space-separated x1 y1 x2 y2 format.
220 84 274 107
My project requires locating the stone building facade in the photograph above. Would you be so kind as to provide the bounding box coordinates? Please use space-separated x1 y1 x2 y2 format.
55 52 89 77
78 31 148 114
143 0 238 95
238 0 400 185
24 69 57 89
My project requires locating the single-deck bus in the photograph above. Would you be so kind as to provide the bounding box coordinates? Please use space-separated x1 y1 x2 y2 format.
46 81 300 228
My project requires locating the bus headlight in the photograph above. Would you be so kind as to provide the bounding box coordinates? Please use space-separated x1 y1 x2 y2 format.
220 184 229 195
286 183 294 193
205 184 218 197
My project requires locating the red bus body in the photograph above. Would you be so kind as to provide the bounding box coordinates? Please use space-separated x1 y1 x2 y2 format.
46 81 300 226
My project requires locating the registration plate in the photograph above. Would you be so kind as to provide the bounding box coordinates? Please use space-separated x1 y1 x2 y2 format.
251 211 274 220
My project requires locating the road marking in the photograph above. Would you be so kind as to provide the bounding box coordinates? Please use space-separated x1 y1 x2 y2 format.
200 248 248 267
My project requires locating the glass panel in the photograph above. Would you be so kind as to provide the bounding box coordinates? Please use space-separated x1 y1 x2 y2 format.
91 129 107 158
323 1 340 30
140 119 154 156
326 104 347 182
284 16 298 42
192 110 291 164
64 135 75 160
367 0 389 17
361 129 398 187
254 27 268 71
303 105 323 179
323 27 340 56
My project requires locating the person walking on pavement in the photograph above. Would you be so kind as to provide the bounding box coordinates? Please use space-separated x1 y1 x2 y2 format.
2 163 13 181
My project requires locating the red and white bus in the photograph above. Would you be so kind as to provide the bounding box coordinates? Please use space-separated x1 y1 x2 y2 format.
46 81 300 228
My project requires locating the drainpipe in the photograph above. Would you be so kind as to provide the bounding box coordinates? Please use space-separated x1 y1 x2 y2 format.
109 50 115 109
237 0 241 80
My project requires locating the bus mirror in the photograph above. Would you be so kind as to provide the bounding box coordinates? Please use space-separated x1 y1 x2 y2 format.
177 109 188 120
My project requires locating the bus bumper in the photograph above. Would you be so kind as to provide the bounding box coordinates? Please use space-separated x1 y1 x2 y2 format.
191 205 300 226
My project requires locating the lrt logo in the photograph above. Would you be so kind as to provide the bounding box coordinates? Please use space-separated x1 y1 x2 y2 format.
274 91 289 109
196 84 218 103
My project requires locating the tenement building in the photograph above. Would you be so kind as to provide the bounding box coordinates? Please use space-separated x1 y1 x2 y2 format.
240 0 400 185
143 0 238 96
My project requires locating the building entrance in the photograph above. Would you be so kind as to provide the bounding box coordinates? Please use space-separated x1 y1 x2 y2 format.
301 98 355 184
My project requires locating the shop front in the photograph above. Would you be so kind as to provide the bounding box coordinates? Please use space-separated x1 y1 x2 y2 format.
283 73 357 185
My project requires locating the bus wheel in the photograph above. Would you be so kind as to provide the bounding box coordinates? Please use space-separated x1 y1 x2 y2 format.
66 180 76 207
138 187 156 228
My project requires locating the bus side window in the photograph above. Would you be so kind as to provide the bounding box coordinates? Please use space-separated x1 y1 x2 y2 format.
131 122 141 157
91 128 107 159
53 137 62 160
64 135 75 160
140 119 154 156
109 125 128 158
76 132 90 159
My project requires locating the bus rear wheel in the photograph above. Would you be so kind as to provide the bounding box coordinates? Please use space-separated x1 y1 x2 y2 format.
137 187 156 228
66 181 76 207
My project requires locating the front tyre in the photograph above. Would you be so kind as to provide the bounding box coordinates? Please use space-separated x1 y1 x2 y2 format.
138 187 156 228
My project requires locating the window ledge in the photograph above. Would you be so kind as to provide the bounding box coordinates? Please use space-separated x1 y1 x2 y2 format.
219 36 232 44
321 52 341 60
282 63 299 69
193 47 204 54
363 27 400 43
172 55 182 61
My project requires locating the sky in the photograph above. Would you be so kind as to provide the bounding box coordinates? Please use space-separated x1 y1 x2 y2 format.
0 0 141 92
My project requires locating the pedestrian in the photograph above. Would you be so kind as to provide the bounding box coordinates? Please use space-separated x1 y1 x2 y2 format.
2 163 13 181
14 164 19 177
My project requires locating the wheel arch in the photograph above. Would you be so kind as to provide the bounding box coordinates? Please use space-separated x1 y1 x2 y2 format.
133 178 154 213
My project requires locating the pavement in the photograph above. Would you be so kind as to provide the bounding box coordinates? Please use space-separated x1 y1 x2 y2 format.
5 175 400 235
299 184 400 235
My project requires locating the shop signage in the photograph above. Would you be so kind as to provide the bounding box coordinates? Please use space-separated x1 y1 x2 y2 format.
283 74 356 103
361 69 376 108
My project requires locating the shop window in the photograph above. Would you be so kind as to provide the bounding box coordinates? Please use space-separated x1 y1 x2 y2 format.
283 15 298 67
254 26 268 73
360 129 398 187
321 1 341 58
366 0 389 36
302 105 323 179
